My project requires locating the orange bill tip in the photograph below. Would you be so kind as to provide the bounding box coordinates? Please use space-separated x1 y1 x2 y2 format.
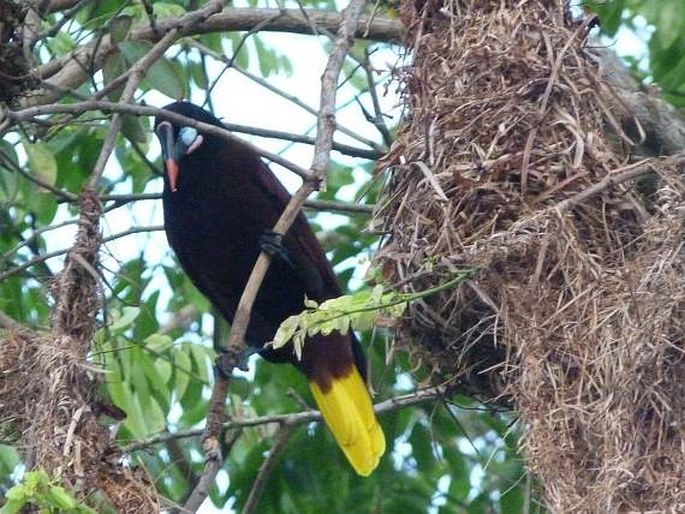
166 158 179 192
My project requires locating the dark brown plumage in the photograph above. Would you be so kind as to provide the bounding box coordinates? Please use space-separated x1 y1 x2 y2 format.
154 101 384 475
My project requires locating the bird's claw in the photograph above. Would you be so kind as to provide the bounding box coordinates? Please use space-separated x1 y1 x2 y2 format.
260 230 293 267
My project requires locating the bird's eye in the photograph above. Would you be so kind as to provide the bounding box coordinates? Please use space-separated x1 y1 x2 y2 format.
179 127 198 146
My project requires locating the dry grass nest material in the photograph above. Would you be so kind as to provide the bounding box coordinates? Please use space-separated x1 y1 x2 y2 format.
0 330 159 513
374 0 685 511
1 192 159 512
0 0 38 103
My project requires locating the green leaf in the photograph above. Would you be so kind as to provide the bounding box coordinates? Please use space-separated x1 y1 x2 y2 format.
20 180 57 225
173 344 193 401
46 31 76 55
118 40 186 99
0 140 18 201
586 0 626 36
102 50 127 101
145 333 173 353
189 343 211 384
153 2 187 18
109 15 133 44
137 393 166 434
0 498 24 514
188 60 208 89
24 141 57 187
121 114 147 143
109 306 140 334
154 358 173 385
47 485 77 510
122 385 148 439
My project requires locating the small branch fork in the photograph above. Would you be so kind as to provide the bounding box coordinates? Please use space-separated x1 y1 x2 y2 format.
28 8 403 107
181 0 369 511
120 385 449 453
7 101 375 177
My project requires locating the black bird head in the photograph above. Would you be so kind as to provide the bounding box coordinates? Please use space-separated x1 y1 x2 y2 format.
154 101 222 192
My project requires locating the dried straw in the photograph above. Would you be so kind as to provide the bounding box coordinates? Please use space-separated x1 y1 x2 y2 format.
374 0 685 511
0 191 159 512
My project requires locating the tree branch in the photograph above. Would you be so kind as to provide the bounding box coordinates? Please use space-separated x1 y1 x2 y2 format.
120 385 449 453
0 310 23 331
9 100 311 180
26 8 403 108
242 424 293 514
95 192 374 215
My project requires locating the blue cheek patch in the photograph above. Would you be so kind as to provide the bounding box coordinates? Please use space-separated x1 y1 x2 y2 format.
180 127 198 146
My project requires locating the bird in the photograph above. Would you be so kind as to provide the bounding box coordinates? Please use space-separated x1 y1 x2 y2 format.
154 100 385 476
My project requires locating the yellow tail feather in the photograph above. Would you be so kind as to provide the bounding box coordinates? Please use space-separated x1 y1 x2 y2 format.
309 369 386 476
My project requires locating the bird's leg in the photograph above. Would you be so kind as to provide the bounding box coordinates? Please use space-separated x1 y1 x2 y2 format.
259 229 294 267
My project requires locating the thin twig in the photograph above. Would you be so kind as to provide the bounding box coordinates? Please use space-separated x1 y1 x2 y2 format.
242 424 293 514
30 0 94 46
361 47 393 147
92 192 375 214
204 10 286 100
184 38 385 153
10 100 311 180
120 385 449 453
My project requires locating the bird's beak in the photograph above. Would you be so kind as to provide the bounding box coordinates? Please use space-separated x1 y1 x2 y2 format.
155 121 180 192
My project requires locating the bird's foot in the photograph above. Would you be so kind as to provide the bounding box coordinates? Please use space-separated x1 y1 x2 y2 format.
259 230 293 267
215 346 262 378
214 352 236 379
214 346 261 379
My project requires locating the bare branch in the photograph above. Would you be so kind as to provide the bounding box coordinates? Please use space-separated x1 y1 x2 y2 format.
0 310 23 331
96 192 375 215
311 0 368 186
9 101 311 180
120 385 449 453
224 121 381 160
26 9 402 108
242 424 294 514
158 305 201 335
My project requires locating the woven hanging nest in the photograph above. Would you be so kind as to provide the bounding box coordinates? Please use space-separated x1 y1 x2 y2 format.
374 0 685 511
0 195 160 513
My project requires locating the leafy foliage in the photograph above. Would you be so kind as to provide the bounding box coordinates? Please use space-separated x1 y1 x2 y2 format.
588 0 685 105
272 272 473 358
1 470 97 514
